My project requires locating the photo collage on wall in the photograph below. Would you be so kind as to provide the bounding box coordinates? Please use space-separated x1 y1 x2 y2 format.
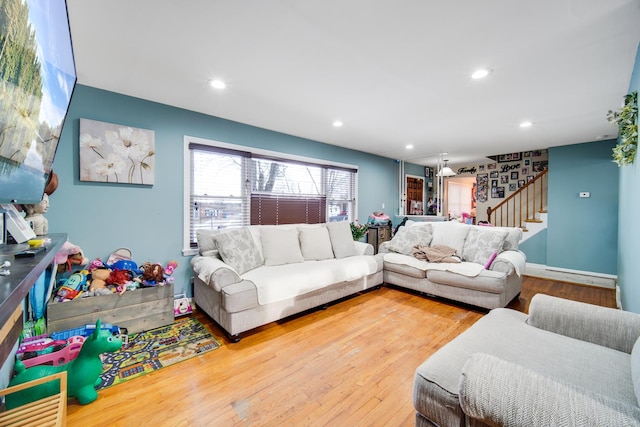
476 150 548 199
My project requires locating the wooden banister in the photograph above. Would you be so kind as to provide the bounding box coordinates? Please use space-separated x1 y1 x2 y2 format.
487 169 548 229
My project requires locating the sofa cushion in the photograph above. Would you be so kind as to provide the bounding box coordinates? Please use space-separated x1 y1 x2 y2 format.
299 226 334 260
426 268 507 293
326 220 357 258
462 227 508 265
260 227 304 266
386 223 433 255
430 222 470 256
383 253 484 279
242 256 379 305
196 229 220 257
213 228 264 275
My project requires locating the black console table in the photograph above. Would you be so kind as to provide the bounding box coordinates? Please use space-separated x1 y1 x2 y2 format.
0 233 66 366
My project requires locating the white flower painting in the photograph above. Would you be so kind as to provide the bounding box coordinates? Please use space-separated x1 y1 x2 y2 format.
79 118 155 185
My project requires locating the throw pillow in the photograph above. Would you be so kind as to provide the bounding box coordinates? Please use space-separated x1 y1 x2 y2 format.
484 226 523 251
430 222 470 256
326 221 357 258
260 227 305 266
299 226 334 261
213 228 264 274
462 228 509 266
386 224 433 255
196 229 220 257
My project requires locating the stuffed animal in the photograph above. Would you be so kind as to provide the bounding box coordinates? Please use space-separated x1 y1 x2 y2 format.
89 269 111 292
5 319 122 407
55 241 89 274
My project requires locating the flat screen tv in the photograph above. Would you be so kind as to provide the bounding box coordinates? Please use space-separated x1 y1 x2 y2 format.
0 0 76 204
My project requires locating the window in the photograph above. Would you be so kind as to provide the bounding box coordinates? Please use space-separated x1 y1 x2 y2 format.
184 137 358 253
447 181 473 218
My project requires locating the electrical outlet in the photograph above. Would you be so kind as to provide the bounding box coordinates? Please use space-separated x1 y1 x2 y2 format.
579 192 590 198
382 203 385 209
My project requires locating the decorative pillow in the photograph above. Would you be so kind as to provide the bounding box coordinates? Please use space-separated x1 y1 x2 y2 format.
462 228 509 265
260 228 305 266
484 226 523 251
386 224 433 255
196 229 221 257
430 222 470 256
299 226 334 260
212 228 263 274
326 221 357 258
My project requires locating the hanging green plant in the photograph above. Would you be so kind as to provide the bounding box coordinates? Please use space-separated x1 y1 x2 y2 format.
607 91 638 167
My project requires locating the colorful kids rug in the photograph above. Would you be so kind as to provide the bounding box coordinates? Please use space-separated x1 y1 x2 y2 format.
98 317 221 390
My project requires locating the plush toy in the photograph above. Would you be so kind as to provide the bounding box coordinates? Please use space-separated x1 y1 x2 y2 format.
140 262 165 286
5 319 122 407
164 260 178 284
55 241 89 274
89 269 111 292
87 258 106 273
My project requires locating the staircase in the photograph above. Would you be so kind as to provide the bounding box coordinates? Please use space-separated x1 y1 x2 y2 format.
486 169 548 241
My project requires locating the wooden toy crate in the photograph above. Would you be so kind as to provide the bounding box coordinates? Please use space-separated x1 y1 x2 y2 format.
47 283 174 335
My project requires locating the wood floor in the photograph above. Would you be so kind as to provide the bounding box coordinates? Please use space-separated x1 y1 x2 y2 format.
66 277 615 426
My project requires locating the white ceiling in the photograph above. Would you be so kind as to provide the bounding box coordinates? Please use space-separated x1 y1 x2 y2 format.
66 0 640 167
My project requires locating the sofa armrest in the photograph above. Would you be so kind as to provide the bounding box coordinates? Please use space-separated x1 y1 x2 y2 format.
459 353 640 426
377 241 391 253
490 250 525 276
527 294 640 353
191 255 242 292
354 240 374 256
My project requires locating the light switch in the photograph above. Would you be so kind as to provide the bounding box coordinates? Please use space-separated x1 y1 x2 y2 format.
579 192 590 198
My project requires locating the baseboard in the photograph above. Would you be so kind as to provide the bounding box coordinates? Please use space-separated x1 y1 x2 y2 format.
524 263 617 289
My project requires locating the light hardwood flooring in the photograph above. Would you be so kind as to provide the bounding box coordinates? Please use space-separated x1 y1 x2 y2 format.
66 277 615 426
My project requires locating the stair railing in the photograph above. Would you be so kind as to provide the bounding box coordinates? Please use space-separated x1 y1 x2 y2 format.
486 169 548 230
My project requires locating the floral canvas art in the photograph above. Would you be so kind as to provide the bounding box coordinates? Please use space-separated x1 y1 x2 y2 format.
80 118 155 185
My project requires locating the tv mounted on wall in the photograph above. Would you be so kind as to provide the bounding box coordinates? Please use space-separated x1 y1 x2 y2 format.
0 0 76 204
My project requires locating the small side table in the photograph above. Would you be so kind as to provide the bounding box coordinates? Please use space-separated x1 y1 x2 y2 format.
367 223 392 254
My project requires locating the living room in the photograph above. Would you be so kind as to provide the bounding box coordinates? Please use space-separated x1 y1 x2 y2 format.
41 1 638 313
2 1 640 425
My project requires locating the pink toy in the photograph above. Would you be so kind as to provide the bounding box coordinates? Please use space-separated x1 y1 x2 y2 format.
88 258 106 272
20 336 86 368
164 260 178 276
54 241 89 272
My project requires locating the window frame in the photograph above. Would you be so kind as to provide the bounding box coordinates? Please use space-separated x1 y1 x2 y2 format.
182 135 358 255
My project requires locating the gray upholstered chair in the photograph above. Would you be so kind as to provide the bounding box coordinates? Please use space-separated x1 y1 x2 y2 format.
413 294 640 426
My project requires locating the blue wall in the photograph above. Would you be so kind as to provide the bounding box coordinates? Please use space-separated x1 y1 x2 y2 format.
618 41 640 312
547 140 619 274
48 85 398 297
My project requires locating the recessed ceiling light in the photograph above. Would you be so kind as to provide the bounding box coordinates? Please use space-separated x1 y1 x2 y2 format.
209 79 226 89
520 121 533 128
332 121 343 127
471 69 490 79
406 144 414 150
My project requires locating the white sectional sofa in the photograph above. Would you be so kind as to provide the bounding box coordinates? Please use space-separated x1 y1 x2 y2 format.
379 220 526 309
191 221 383 342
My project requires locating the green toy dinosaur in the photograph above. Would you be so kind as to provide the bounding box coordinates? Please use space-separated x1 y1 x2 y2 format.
6 319 122 408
